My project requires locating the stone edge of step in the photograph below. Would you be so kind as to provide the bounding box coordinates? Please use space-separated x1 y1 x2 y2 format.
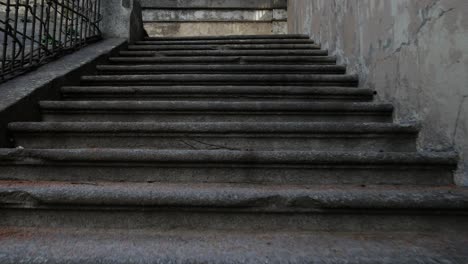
0 149 458 166
8 122 419 135
1 180 467 210
38 101 393 112
60 86 374 96
95 64 347 72
107 56 338 62
143 34 311 41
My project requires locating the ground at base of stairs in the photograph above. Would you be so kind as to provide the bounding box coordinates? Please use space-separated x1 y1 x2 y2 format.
0 227 467 264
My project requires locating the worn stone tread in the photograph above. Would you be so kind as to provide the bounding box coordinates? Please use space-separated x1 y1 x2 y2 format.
144 34 311 41
2 227 467 264
39 101 391 112
60 86 373 101
9 122 418 134
126 49 328 57
80 74 358 86
108 56 337 64
96 64 346 74
137 38 315 45
1 180 467 210
0 148 457 165
128 44 321 50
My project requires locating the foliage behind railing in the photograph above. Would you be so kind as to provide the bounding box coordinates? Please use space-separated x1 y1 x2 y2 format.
0 0 102 83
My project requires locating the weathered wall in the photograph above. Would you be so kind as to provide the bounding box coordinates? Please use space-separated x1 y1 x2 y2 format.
142 0 287 37
288 0 468 185
101 0 146 42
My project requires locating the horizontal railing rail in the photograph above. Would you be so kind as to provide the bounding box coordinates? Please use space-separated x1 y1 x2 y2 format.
0 0 102 83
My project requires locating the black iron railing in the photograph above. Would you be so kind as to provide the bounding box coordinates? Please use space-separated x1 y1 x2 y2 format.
0 0 102 83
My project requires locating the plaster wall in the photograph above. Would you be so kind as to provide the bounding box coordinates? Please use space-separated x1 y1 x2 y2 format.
288 0 468 185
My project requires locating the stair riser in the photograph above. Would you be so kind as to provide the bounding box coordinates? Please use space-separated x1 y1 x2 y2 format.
0 165 453 185
61 95 374 102
41 113 393 123
126 51 329 57
96 69 347 75
119 51 324 57
139 40 315 45
108 57 337 65
138 40 314 45
2 209 466 232
127 45 321 50
12 134 417 152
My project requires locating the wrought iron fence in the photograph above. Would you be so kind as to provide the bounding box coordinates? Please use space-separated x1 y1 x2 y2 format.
0 0 102 83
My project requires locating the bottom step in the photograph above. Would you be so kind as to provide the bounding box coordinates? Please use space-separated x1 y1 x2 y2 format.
0 227 467 264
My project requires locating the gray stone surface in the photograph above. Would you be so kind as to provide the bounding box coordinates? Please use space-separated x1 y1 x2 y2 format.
287 0 468 186
39 101 391 123
9 122 418 151
109 55 337 64
101 0 146 42
1 32 467 262
143 9 276 22
0 149 456 185
140 0 287 9
0 38 127 148
60 85 375 102
139 0 287 36
96 64 345 74
0 228 467 264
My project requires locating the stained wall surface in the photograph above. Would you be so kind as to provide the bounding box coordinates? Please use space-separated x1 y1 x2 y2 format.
288 0 468 185
142 0 287 36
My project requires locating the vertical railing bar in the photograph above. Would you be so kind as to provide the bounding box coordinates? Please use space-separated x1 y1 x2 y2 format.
21 0 30 67
85 0 89 39
58 0 65 50
44 0 51 57
10 0 20 72
29 0 38 65
1 0 12 79
79 0 84 47
37 0 44 59
92 0 97 36
69 0 75 48
52 0 58 52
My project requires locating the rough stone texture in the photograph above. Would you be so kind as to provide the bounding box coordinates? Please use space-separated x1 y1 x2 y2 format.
143 9 275 22
140 0 288 36
144 22 275 37
287 0 468 186
0 38 127 148
140 0 287 9
1 228 467 264
101 0 146 42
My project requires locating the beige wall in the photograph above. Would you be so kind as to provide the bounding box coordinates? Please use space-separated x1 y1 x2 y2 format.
288 0 468 185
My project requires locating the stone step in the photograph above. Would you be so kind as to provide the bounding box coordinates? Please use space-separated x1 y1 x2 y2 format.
124 49 329 57
80 74 358 86
9 122 418 152
119 50 325 57
144 34 310 41
128 44 321 50
1 181 466 230
1 227 467 264
60 86 374 102
0 149 456 185
39 101 392 122
109 56 337 65
138 39 315 46
96 65 346 75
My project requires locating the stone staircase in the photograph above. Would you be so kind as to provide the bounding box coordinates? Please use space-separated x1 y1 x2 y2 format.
0 34 467 263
